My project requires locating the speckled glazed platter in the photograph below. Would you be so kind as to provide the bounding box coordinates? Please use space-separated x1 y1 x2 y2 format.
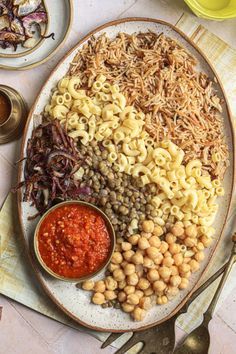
18 18 235 332
0 0 72 70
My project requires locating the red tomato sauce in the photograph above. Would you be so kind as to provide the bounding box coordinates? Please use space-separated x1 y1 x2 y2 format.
37 204 111 278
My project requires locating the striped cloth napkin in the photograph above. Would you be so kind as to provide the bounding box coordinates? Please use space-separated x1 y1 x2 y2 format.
1 12 236 350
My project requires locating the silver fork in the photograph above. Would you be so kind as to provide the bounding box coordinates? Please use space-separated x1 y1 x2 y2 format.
101 262 228 354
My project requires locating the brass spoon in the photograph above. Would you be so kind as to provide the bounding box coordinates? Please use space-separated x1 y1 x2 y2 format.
174 233 236 354
101 261 229 354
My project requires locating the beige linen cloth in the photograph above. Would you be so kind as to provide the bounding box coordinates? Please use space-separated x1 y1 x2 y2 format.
1 13 236 349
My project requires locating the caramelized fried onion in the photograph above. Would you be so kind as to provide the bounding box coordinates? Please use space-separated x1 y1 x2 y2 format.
16 119 84 216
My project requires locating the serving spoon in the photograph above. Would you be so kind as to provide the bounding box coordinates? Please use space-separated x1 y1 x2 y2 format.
101 259 230 354
174 233 236 354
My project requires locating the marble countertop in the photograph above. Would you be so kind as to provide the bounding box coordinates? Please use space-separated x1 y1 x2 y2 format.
0 1 236 353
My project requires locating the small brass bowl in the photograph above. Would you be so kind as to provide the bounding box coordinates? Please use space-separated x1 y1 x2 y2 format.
0 85 28 144
34 200 116 282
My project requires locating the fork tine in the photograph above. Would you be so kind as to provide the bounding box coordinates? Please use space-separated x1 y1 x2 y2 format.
114 335 141 354
137 345 149 354
101 333 123 349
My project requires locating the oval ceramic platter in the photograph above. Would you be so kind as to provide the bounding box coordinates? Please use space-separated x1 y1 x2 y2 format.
18 18 235 332
0 0 72 70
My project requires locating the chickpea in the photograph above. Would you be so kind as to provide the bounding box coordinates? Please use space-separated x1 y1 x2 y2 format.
138 278 150 290
183 257 191 264
169 275 181 287
156 295 168 305
135 290 144 299
144 287 154 296
82 280 94 291
118 291 127 302
124 285 135 295
169 243 181 255
197 242 205 251
105 276 118 290
185 224 197 238
170 265 179 276
171 225 184 237
128 234 140 245
184 271 192 279
146 246 160 260
139 296 152 310
138 237 150 250
179 263 191 274
165 233 177 244
141 232 152 239
178 234 186 241
189 259 200 272
123 250 135 262
143 256 155 268
184 237 197 248
121 242 132 251
160 241 169 254
153 280 166 293
136 249 145 256
132 252 144 265
94 280 106 293
195 251 205 262
108 263 120 272
127 273 139 286
153 253 164 265
112 251 123 264
136 264 144 278
122 302 135 313
176 221 184 227
92 292 105 305
183 221 191 228
113 268 125 282
179 278 189 289
132 307 146 321
200 235 213 248
124 263 136 276
160 295 168 305
165 286 179 299
118 280 126 289
142 220 154 233
147 269 160 282
164 251 171 258
173 253 183 266
159 266 172 279
162 256 174 267
153 225 164 237
121 260 128 269
149 236 161 248
104 290 117 300
127 293 139 305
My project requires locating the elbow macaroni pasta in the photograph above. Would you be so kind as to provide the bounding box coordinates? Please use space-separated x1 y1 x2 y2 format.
46 75 225 236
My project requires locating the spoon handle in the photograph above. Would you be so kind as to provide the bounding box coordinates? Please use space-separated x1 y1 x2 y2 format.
181 262 227 314
204 233 236 323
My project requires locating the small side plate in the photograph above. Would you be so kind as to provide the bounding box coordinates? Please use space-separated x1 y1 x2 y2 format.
0 0 49 59
0 0 73 70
